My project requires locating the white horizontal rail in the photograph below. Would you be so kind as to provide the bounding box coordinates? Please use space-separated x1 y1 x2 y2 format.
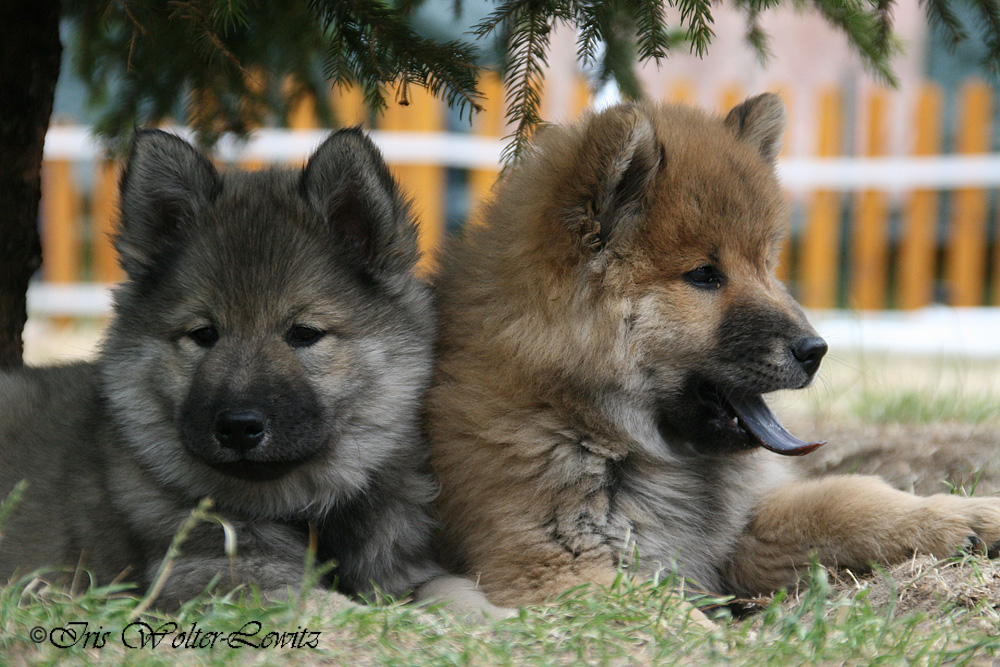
27 283 114 316
43 126 1000 191
24 283 1000 357
776 156 1000 190
808 307 1000 358
43 127 503 171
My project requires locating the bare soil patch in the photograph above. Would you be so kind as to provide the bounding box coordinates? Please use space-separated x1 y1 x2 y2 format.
788 418 1000 496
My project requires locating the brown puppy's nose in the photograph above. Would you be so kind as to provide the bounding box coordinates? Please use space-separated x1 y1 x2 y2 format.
791 336 828 377
214 409 267 452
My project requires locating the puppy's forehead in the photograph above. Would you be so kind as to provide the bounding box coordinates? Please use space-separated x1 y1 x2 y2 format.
162 180 365 323
643 116 786 266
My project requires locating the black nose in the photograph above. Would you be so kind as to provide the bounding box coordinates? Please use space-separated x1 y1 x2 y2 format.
791 336 828 376
214 409 267 452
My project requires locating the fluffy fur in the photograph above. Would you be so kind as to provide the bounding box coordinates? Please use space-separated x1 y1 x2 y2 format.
427 96 1000 606
0 129 444 606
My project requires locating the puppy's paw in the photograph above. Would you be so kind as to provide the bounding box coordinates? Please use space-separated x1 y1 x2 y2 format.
263 586 357 615
917 495 1000 559
416 575 518 622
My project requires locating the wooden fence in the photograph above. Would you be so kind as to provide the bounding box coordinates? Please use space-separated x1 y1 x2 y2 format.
37 75 1000 314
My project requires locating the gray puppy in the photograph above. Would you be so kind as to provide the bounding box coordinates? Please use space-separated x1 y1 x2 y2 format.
0 129 445 608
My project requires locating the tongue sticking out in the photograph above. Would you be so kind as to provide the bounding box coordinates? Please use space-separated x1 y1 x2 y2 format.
727 394 825 456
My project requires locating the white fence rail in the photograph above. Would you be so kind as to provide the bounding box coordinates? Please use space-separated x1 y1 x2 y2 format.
43 126 1000 191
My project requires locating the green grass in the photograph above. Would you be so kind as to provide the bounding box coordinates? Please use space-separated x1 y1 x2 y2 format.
6 359 1000 665
3 559 1000 667
851 389 1000 424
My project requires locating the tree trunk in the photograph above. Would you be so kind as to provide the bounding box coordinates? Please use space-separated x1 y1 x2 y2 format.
0 1 62 368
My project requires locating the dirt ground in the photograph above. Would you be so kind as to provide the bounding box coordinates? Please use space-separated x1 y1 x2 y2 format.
788 420 1000 495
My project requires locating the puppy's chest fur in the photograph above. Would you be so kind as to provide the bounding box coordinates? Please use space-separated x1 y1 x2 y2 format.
536 427 780 592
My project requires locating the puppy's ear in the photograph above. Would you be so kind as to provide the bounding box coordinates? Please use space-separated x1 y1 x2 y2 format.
116 130 221 277
725 93 786 165
300 128 419 277
569 104 661 252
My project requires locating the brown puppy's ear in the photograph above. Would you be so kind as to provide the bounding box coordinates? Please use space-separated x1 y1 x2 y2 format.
571 104 661 251
724 93 787 165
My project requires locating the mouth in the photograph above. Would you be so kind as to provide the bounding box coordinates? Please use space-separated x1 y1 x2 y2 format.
693 384 825 456
205 457 308 481
181 436 317 481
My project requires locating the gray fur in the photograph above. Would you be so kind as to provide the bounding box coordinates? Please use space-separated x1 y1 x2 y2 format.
0 129 442 606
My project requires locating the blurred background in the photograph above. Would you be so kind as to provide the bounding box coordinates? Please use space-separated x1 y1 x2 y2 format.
27 0 1000 399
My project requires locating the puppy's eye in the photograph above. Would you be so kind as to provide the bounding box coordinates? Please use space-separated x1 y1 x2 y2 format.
188 326 219 348
684 265 725 290
287 325 326 348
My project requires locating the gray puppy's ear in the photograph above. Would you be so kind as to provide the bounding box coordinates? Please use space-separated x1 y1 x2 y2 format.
724 93 787 165
300 128 419 276
116 129 221 277
569 104 662 252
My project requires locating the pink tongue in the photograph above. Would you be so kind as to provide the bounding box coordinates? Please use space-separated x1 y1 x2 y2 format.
727 394 825 456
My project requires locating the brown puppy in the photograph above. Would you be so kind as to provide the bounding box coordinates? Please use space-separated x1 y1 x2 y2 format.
427 94 1000 607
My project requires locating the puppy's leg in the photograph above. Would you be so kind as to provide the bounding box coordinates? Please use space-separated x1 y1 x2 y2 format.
470 538 621 608
471 546 716 629
139 521 330 609
724 475 1000 595
147 555 312 609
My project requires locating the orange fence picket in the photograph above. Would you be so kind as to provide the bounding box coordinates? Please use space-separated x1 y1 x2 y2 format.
899 84 943 310
40 158 80 326
668 80 695 105
801 88 842 309
331 84 367 128
41 160 80 284
851 89 890 310
946 81 992 307
771 84 794 284
719 83 744 114
30 76 1000 317
288 90 319 132
469 72 505 216
92 161 123 284
572 77 591 119
378 84 446 275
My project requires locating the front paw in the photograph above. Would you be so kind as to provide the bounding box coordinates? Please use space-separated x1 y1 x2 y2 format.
917 495 1000 558
416 575 518 622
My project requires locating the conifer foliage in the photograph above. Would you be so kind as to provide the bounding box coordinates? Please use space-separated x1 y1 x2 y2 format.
64 0 484 145
61 0 1000 161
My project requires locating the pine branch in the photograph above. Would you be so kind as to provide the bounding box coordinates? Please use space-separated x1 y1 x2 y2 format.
628 0 671 60
63 0 1000 165
811 0 898 85
921 0 968 47
597 3 644 100
732 0 779 62
968 0 1000 73
745 9 773 63
476 1 565 166
576 2 605 66
875 0 895 49
673 0 715 57
64 0 480 146
312 0 483 118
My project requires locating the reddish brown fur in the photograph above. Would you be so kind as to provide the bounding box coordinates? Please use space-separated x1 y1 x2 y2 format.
428 97 1000 607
